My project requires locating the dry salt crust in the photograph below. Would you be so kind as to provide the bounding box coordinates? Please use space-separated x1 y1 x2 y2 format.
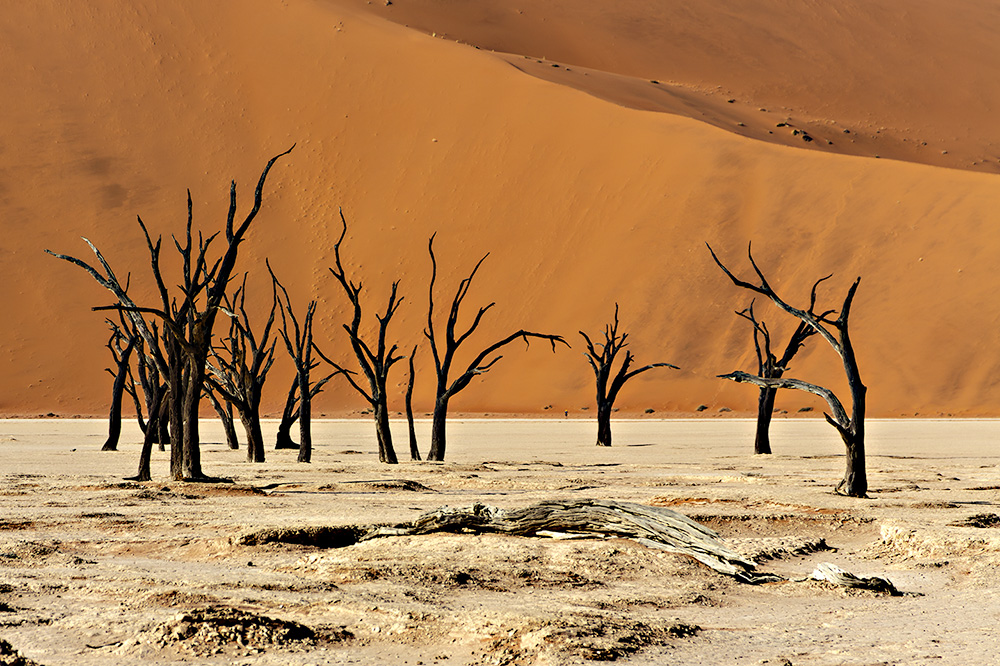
1 418 999 665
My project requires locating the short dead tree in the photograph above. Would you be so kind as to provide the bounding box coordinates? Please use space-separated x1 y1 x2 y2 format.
735 300 817 454
316 211 404 465
580 304 678 447
127 322 170 481
205 386 240 451
709 243 868 497
424 234 567 461
101 318 138 452
206 275 278 463
270 262 333 463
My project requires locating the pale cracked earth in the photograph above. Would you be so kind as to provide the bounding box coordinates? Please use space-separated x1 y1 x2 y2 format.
1 418 999 665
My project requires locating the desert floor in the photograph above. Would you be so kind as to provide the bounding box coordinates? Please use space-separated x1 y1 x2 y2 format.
2 418 999 665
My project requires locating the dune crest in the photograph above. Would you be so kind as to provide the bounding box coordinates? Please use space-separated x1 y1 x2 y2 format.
344 0 1000 173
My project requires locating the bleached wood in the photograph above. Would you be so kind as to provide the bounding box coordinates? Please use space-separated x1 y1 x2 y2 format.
361 498 781 584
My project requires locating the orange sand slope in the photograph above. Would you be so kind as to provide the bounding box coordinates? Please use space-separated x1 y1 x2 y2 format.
2 0 999 418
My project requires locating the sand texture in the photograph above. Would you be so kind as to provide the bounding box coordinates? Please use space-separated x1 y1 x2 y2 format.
2 0 1000 418
2 418 1000 664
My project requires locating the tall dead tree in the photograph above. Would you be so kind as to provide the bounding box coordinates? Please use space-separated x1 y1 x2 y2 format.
735 300 818 454
206 275 278 463
424 234 567 461
580 304 678 447
101 319 138 452
317 211 404 464
709 243 868 497
48 147 293 481
270 263 332 462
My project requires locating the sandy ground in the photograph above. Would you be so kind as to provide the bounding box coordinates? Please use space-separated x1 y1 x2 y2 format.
2 418 999 665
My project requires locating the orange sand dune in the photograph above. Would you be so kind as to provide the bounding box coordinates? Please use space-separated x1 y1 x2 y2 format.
2 0 999 421
346 0 1000 174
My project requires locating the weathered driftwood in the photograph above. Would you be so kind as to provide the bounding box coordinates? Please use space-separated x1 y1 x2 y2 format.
362 498 780 584
810 562 899 595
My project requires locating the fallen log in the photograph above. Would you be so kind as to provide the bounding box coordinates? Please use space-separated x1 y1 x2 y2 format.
361 498 782 584
810 562 900 595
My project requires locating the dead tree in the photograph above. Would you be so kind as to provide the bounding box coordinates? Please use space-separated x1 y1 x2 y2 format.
275 377 301 450
360 499 774 583
206 275 278 463
48 147 293 481
101 319 138 452
735 300 818 454
270 263 332 462
424 234 567 461
405 346 421 461
316 211 404 464
117 315 169 452
580 304 678 447
709 243 868 497
206 386 240 450
129 325 170 481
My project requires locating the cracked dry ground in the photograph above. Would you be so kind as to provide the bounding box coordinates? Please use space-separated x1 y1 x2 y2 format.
2 419 1000 665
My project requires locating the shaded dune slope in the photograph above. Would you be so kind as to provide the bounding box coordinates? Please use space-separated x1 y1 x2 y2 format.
3 0 999 420
346 0 1000 174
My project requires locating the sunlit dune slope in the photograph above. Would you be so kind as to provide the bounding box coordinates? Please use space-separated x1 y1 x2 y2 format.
2 0 999 421
345 0 1000 174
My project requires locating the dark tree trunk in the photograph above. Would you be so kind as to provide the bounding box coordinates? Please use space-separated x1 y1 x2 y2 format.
133 422 157 482
754 387 777 455
595 400 613 447
207 390 239 450
168 345 185 480
406 347 420 461
836 362 867 497
240 410 266 463
103 335 137 451
276 378 300 450
181 360 205 480
297 376 312 463
428 397 449 461
838 429 867 497
374 402 398 464
156 389 170 451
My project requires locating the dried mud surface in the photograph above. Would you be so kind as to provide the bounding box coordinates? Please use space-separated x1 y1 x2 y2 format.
2 418 999 665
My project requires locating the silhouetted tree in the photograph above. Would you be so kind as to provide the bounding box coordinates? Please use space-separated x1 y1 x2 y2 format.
710 243 868 497
424 234 567 461
101 319 138 452
580 304 678 447
735 300 818 454
270 263 332 462
316 211 404 464
405 346 420 461
48 147 293 481
206 275 278 463
128 324 169 481
206 386 240 450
